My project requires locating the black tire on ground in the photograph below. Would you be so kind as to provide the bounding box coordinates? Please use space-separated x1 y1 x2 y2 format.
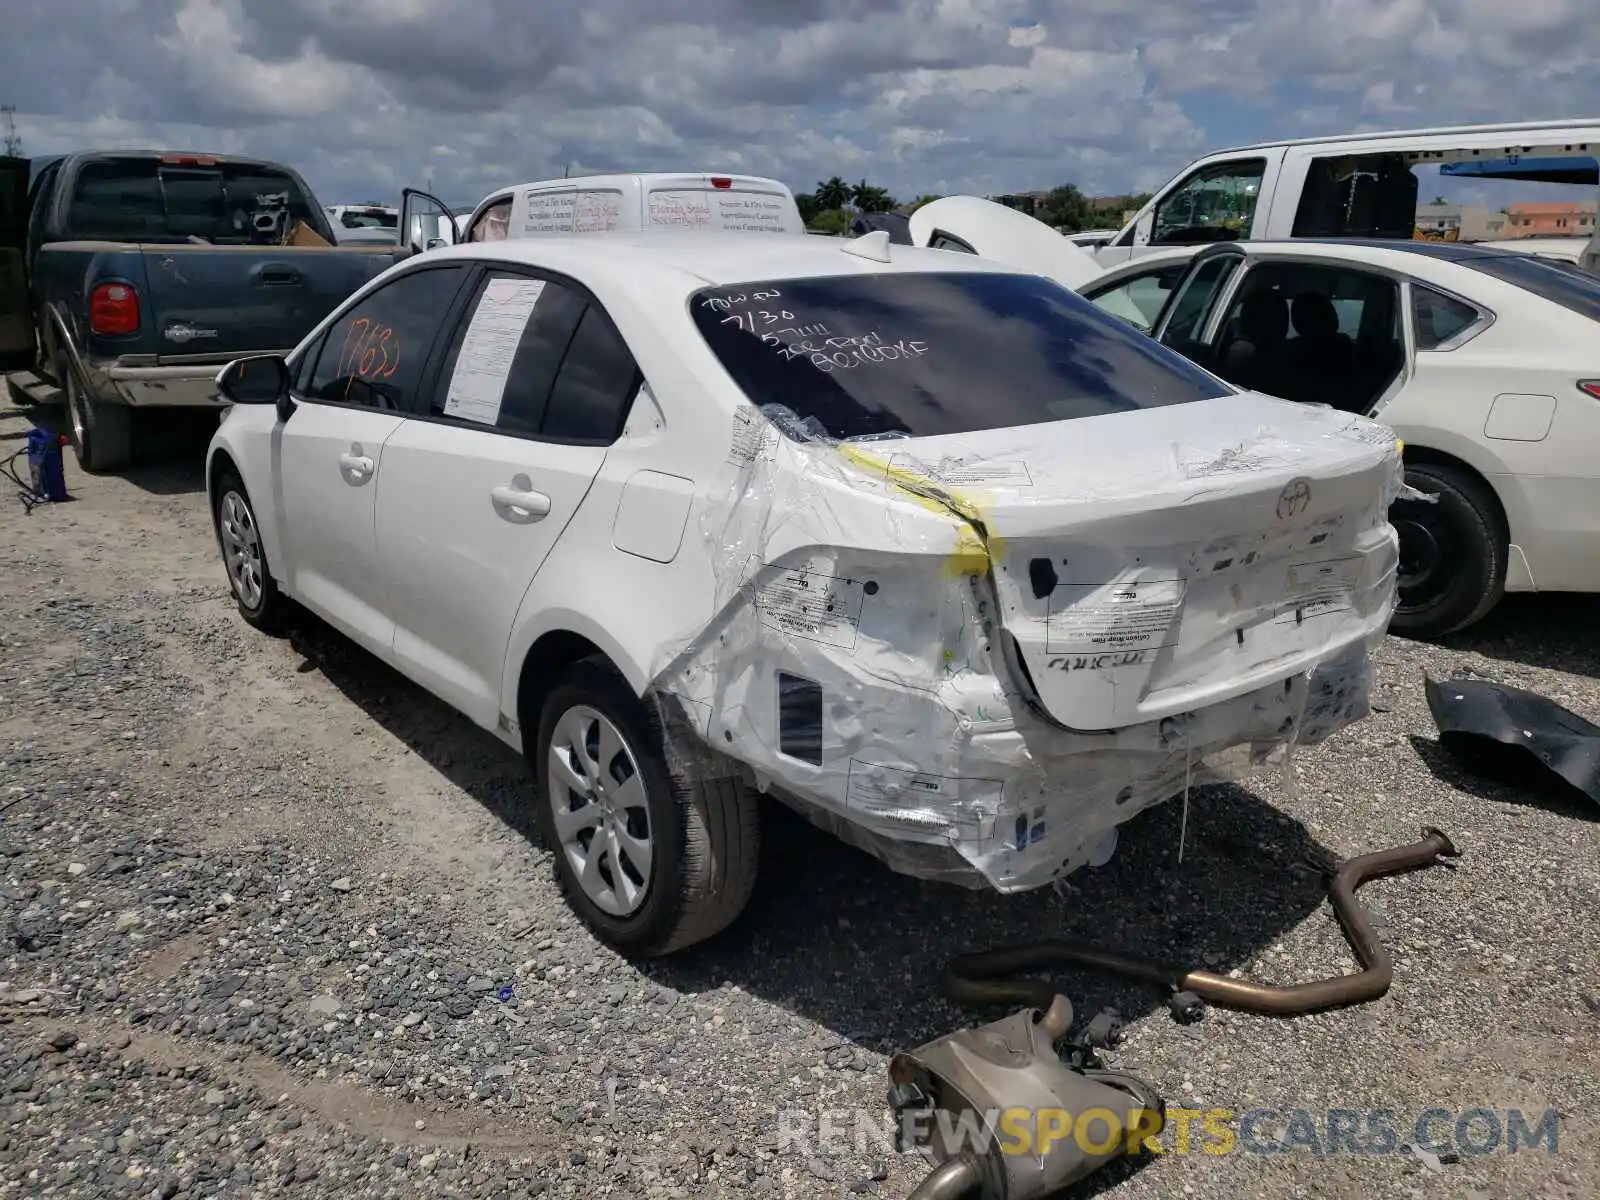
1388 460 1506 640
210 466 292 633
533 656 760 957
62 356 133 473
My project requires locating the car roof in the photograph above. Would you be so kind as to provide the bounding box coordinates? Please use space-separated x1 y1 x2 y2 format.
1173 238 1573 271
422 230 1035 289
1209 117 1600 155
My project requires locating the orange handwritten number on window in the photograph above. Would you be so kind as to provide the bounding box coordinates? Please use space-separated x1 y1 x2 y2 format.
376 327 398 378
339 317 369 378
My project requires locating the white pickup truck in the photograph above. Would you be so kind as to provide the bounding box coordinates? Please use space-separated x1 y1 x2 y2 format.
1094 118 1600 268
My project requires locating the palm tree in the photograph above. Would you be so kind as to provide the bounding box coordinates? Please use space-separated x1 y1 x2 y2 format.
815 176 851 211
851 181 895 213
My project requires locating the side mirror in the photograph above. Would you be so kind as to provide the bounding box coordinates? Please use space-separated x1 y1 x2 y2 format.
424 237 447 251
216 355 291 406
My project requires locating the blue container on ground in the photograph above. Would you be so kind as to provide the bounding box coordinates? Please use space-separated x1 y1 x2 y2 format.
26 428 69 502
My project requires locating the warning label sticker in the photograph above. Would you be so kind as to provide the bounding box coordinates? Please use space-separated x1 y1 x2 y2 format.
728 406 776 466
752 567 869 649
1273 557 1360 624
845 760 1001 841
1045 579 1185 655
888 455 1034 488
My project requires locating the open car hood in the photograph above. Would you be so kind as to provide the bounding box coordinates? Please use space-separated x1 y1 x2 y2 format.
908 196 1106 290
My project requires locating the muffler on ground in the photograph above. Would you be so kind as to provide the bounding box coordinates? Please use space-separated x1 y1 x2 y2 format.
888 995 1163 1200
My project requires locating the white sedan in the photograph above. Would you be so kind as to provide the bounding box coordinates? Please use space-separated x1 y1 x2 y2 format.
207 231 1403 955
1075 238 1600 639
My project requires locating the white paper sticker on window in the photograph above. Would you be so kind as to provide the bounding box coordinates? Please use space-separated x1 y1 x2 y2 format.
442 278 547 425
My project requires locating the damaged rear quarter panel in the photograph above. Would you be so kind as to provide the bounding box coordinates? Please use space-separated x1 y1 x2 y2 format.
640 399 1403 893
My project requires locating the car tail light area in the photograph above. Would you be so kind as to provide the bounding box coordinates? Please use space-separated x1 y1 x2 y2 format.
89 282 140 335
1579 380 1600 400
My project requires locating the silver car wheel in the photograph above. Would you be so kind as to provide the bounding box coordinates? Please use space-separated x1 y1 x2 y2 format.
547 704 654 917
218 490 264 610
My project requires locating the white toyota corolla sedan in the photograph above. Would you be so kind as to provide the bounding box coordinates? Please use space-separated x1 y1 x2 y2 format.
207 230 1404 956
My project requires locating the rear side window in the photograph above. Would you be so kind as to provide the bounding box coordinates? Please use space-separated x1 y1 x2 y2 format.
337 209 398 229
690 271 1231 443
1411 285 1484 350
68 158 319 243
433 275 587 434
1292 153 1418 240
432 273 640 442
543 308 641 440
1461 254 1600 323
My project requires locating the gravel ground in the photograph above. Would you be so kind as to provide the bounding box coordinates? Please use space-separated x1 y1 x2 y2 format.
1 398 1597 1199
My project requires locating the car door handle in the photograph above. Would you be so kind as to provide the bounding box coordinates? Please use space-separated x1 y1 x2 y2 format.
491 484 551 522
252 262 303 287
339 452 374 482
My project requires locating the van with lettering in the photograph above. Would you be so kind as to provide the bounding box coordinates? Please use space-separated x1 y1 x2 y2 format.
400 174 806 251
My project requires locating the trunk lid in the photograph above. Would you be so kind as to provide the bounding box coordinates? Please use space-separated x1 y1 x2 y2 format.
869 392 1400 731
142 244 396 360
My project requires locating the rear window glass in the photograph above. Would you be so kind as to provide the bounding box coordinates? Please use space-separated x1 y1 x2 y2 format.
337 209 398 229
68 158 319 244
1461 253 1600 322
689 271 1232 443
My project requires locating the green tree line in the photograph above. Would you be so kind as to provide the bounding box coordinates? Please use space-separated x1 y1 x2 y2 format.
793 176 1153 233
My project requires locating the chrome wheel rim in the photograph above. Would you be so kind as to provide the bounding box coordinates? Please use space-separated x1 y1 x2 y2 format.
218 490 264 609
547 705 654 917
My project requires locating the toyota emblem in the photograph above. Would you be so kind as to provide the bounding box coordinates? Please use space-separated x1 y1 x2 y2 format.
1276 479 1312 520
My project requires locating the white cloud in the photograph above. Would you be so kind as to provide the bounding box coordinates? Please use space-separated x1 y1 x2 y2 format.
1 0 1597 209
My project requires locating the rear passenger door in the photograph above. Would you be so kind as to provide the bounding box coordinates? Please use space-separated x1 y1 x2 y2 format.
373 267 642 728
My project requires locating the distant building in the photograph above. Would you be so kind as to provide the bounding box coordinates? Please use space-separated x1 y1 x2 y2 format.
1459 206 1510 241
1414 203 1461 237
1503 199 1598 238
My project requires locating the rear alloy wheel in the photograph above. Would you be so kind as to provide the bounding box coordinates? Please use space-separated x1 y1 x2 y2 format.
1387 461 1506 640
62 357 133 473
212 469 290 632
534 657 759 956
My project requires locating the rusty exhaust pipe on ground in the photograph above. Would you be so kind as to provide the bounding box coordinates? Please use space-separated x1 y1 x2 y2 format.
941 826 1460 1018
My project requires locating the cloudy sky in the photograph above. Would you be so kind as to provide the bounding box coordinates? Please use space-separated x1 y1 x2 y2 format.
4 0 1597 212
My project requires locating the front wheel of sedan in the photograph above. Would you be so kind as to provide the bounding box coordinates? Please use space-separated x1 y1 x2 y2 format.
212 468 291 633
533 657 760 957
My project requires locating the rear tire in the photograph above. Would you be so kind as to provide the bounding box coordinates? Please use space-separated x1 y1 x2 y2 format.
1388 461 1505 640
533 657 760 956
62 357 133 473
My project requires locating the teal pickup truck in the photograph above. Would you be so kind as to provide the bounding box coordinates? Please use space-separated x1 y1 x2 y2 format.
0 151 412 471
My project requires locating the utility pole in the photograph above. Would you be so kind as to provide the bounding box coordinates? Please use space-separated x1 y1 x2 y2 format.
1 106 20 158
